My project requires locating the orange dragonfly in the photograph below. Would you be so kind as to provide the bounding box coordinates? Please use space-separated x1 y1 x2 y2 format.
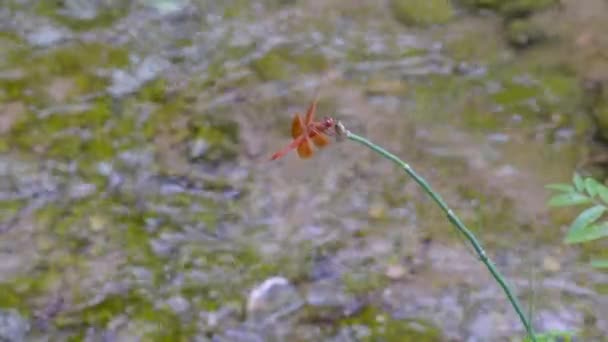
270 97 336 161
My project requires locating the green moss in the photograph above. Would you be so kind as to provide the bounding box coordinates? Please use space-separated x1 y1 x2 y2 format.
73 73 111 97
142 94 190 139
46 135 84 159
9 98 114 159
223 0 251 19
250 50 289 81
0 269 62 315
29 43 130 76
290 51 330 73
1 43 128 106
491 80 539 108
136 78 167 103
506 19 547 48
342 272 388 296
340 306 442 341
0 284 24 311
462 0 557 18
34 2 128 31
500 0 557 17
445 24 505 63
0 78 29 102
82 134 116 160
410 63 584 135
390 0 453 26
0 199 26 221
250 46 329 81
187 113 240 163
0 32 26 68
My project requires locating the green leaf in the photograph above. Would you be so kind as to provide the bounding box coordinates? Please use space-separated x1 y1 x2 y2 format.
544 183 575 193
548 193 591 207
567 205 606 235
598 186 608 204
584 177 602 197
573 173 584 192
565 221 608 244
590 259 608 268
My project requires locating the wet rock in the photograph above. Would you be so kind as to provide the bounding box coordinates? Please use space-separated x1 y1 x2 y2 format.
47 77 76 102
305 280 363 325
0 102 25 134
68 182 97 199
534 308 583 333
384 263 407 280
213 328 265 342
25 25 69 47
306 281 351 309
390 0 453 27
467 310 511 340
333 325 372 341
56 0 105 21
129 266 154 285
142 0 191 15
108 56 171 97
149 235 176 257
246 277 304 323
189 139 210 160
0 309 29 342
200 303 240 331
166 295 190 314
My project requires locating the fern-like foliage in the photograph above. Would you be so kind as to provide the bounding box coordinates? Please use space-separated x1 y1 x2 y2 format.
546 173 608 269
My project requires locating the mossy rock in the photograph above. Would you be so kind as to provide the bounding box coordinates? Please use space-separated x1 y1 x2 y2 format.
250 46 328 81
250 50 289 81
390 0 454 27
505 19 547 48
462 0 557 18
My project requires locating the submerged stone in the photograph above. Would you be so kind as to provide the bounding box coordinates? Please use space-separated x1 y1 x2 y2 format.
108 56 171 97
0 309 29 342
246 277 304 324
166 295 190 314
25 25 70 47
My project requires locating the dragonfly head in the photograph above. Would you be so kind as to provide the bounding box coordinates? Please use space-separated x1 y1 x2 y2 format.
321 116 336 128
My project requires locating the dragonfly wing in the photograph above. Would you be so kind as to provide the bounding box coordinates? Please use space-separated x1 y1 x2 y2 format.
291 113 304 139
311 130 330 148
304 97 318 126
296 136 314 159
270 135 306 160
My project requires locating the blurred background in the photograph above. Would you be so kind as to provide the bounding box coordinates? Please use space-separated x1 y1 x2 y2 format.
1 0 607 340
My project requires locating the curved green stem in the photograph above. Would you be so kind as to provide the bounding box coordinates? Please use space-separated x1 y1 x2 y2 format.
344 129 536 341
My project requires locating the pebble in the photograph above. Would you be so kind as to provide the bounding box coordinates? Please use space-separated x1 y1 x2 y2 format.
542 256 561 272
385 264 407 280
